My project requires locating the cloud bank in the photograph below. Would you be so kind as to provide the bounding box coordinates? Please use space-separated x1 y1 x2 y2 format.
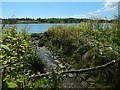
89 0 119 18
70 0 119 19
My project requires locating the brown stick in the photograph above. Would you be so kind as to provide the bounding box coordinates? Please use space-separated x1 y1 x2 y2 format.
62 60 119 74
31 60 120 78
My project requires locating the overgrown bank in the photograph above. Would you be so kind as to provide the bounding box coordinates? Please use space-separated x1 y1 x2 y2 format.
1 25 59 89
36 18 120 88
1 16 120 89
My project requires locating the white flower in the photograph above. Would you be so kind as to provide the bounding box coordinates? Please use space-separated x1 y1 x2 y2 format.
109 47 112 50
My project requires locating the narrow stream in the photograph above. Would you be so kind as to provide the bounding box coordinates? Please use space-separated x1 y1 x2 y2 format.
36 46 57 71
36 46 89 88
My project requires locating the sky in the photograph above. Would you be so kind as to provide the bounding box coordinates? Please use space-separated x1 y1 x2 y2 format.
1 0 119 19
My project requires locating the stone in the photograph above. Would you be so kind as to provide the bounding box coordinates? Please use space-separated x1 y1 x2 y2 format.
73 73 77 77
77 77 82 82
68 73 74 77
59 64 65 69
86 78 95 83
53 56 57 59
81 81 88 88
54 60 60 64
68 73 77 77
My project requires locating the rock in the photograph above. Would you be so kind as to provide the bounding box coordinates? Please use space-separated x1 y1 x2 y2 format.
81 81 88 88
73 73 77 77
59 64 65 69
65 64 69 67
68 73 77 78
51 56 54 58
86 78 95 83
68 73 73 77
77 77 82 82
53 56 57 59
54 60 60 64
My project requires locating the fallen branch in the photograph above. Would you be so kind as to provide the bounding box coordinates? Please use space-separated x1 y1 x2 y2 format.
31 60 120 78
62 60 120 74
31 73 46 78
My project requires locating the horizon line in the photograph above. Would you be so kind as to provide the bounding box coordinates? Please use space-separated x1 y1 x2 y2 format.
0 17 114 20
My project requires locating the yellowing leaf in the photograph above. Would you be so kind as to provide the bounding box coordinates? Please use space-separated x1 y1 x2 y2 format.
37 72 40 75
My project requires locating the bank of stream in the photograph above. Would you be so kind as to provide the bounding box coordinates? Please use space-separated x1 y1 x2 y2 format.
36 46 89 88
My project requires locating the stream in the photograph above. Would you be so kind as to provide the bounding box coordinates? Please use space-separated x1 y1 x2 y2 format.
36 46 89 88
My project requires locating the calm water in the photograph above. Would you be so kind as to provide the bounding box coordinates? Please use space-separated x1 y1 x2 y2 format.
17 23 79 33
2 23 111 33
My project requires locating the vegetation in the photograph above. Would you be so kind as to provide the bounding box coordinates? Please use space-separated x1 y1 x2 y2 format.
1 18 112 24
1 16 120 89
1 25 60 89
37 17 120 88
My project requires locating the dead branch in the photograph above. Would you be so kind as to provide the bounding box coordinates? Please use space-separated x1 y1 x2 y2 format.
31 73 46 78
62 60 119 74
31 60 120 78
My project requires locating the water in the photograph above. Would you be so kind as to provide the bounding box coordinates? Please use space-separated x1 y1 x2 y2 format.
17 23 79 33
2 23 111 33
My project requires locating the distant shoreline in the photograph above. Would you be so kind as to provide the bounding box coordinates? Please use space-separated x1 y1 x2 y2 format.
1 18 113 24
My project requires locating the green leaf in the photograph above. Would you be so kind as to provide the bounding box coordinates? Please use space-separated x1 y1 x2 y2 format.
11 72 17 77
3 77 9 82
17 78 24 83
1 44 10 51
46 72 49 75
6 82 17 88
25 86 34 90
3 61 7 64
12 38 17 41
0 55 6 58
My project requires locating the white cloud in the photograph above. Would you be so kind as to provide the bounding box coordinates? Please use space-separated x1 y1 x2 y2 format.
89 12 100 18
88 0 119 19
105 0 119 2
69 0 119 19
89 9 102 18
104 0 118 12
69 14 88 18
95 10 102 13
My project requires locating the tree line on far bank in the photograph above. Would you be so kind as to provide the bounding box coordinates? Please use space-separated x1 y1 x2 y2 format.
1 17 113 24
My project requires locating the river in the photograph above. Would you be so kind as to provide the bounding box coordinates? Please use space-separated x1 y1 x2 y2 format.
3 23 111 33
16 23 79 33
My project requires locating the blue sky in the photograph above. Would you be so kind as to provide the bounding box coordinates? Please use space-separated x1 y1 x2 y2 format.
2 2 118 19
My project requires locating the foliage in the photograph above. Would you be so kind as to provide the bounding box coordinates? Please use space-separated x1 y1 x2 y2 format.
38 18 120 88
1 16 120 88
2 18 112 24
1 25 47 89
